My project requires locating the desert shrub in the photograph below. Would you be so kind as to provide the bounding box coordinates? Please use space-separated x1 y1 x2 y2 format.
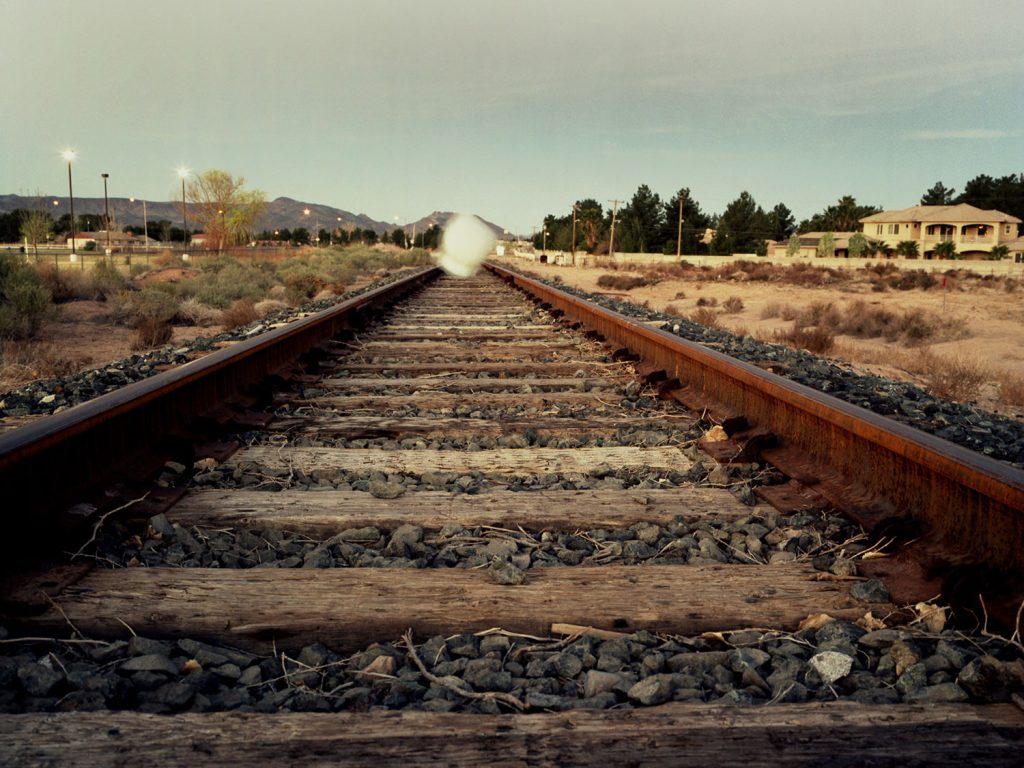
696 296 718 307
797 301 842 330
760 302 783 319
780 306 799 321
917 350 990 402
664 303 685 316
268 285 288 302
596 273 653 290
177 297 222 327
772 324 835 354
89 261 128 300
0 254 54 339
888 271 938 291
221 299 259 329
254 299 290 318
866 262 898 277
673 291 687 300
153 250 175 266
183 259 274 308
689 307 720 328
721 296 744 314
35 264 90 302
134 319 173 349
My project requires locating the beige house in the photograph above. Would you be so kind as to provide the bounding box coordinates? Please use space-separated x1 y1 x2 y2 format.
859 204 1021 259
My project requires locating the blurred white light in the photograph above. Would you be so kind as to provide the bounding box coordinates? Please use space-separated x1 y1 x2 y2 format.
435 214 495 278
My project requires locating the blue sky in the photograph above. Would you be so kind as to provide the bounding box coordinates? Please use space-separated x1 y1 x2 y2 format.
4 0 1023 234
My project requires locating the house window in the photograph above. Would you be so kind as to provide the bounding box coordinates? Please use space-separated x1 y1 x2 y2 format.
926 225 935 235
886 224 900 235
1007 225 1013 234
978 226 988 237
876 225 883 235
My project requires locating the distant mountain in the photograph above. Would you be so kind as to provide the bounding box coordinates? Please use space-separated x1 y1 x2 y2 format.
404 211 506 239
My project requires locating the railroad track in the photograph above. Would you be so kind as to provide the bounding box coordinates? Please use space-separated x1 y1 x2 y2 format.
1 264 1022 765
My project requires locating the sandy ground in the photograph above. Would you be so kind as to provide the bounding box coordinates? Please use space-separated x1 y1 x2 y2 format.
497 256 1024 419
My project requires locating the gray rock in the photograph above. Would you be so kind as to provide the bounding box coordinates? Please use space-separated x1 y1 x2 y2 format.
462 659 512 692
550 652 583 679
667 651 729 674
525 692 570 710
148 513 175 537
957 655 1024 702
153 681 195 709
905 682 969 703
120 654 180 676
489 560 527 585
17 663 64 697
857 629 905 650
809 652 853 685
627 674 675 705
583 670 623 698
384 524 424 556
895 662 928 697
850 578 890 603
368 479 405 499
728 648 771 671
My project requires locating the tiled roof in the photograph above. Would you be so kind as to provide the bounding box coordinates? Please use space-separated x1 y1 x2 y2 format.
860 203 1022 225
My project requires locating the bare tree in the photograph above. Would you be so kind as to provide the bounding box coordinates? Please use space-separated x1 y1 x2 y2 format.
20 209 53 260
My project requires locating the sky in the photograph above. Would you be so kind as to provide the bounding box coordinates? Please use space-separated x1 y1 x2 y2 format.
4 0 1024 234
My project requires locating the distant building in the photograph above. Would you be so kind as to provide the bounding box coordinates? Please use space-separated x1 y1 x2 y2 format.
770 232 858 259
65 231 158 250
859 204 1022 259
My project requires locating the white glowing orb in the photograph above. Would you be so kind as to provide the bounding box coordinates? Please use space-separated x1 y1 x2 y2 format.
435 214 496 278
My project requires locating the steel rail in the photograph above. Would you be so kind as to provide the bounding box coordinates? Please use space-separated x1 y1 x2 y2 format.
487 262 1024 571
0 267 442 547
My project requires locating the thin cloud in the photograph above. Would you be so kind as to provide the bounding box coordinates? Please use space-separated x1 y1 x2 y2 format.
909 129 1014 140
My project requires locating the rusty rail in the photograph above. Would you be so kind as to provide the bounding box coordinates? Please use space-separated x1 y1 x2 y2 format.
0 267 441 551
487 263 1024 571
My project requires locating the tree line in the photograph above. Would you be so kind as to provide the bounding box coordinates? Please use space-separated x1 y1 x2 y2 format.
530 173 1024 256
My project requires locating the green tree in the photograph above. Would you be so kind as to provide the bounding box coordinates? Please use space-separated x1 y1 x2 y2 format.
766 202 796 241
576 199 604 253
989 244 1010 260
660 188 711 255
713 191 769 254
19 209 53 258
816 232 836 258
292 227 310 246
895 240 920 258
921 181 956 205
186 170 267 248
932 240 958 259
799 195 880 233
0 211 22 241
620 184 664 253
786 233 801 256
848 232 867 258
390 228 406 247
955 173 1024 231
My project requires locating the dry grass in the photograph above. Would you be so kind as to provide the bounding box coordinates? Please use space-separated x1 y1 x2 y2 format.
998 373 1024 406
0 340 88 391
689 307 721 328
721 296 744 314
177 297 222 327
254 299 291 318
133 319 173 350
664 303 685 317
696 296 718 307
596 273 655 290
771 324 836 354
915 350 991 402
221 299 259 329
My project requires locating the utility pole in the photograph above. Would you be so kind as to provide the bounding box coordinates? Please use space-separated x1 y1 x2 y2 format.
676 191 685 259
571 202 578 267
101 173 111 256
608 199 623 260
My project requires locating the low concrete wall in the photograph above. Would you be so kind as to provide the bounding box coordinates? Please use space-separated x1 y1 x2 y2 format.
504 250 1024 276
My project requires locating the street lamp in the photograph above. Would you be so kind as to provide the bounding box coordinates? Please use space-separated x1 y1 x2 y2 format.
101 173 111 255
218 209 226 253
62 149 79 268
129 197 149 258
542 227 549 254
177 167 190 252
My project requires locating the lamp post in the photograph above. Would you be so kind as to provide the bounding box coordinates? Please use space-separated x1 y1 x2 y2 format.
62 149 79 269
129 197 149 261
335 216 341 246
177 167 190 253
542 227 549 255
570 203 579 267
101 173 111 258
218 209 226 253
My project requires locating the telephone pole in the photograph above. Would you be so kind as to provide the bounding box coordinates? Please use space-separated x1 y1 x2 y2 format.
607 199 623 260
676 192 686 259
570 202 578 266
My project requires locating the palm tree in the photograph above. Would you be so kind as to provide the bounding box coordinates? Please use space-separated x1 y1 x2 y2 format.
895 240 920 259
932 240 957 260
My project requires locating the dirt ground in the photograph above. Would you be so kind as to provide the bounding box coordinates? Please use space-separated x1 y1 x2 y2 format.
498 257 1024 420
